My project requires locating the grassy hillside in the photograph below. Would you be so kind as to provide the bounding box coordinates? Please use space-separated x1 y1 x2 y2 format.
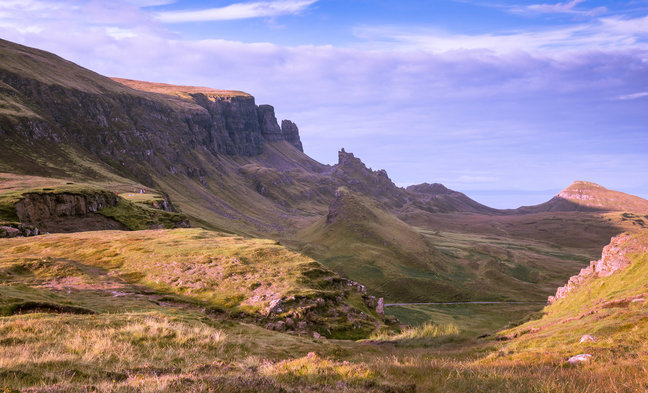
497 231 648 364
4 229 648 393
0 229 386 338
296 188 598 307
297 188 454 302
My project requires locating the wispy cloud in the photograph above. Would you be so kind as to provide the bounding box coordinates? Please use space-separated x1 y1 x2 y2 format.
354 15 648 53
156 0 317 23
616 91 648 100
510 0 607 16
121 0 177 6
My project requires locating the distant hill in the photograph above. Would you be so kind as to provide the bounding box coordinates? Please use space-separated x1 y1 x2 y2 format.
515 181 648 214
406 182 499 214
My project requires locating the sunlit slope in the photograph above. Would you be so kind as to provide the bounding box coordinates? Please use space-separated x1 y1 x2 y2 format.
499 231 648 364
0 228 388 338
516 181 648 214
298 188 450 302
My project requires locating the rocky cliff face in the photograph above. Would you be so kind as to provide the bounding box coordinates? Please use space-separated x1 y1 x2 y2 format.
332 149 406 207
0 39 304 188
548 233 648 304
13 192 126 232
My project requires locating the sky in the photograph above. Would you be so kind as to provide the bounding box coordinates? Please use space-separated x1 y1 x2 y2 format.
0 0 647 208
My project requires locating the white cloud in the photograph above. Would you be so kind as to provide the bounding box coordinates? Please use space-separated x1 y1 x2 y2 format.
156 0 317 23
510 0 607 16
354 15 648 53
616 91 648 100
120 0 176 6
105 27 138 40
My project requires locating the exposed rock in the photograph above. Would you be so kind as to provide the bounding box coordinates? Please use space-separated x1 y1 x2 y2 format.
0 224 40 238
549 234 647 304
281 120 303 152
0 226 21 238
376 297 384 316
257 104 283 141
313 332 321 339
265 299 283 315
567 354 592 364
332 149 406 208
363 295 378 309
15 192 118 222
11 192 128 233
579 334 596 343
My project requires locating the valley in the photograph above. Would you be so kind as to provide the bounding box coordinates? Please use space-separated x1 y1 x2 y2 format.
0 38 647 392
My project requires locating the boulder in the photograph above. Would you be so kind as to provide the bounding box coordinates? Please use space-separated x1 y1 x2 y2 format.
567 354 592 364
0 226 21 238
579 334 596 343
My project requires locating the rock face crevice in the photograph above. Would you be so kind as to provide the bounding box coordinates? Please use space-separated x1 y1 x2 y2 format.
548 233 648 304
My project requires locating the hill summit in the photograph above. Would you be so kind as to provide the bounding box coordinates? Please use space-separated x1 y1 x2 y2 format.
516 181 648 214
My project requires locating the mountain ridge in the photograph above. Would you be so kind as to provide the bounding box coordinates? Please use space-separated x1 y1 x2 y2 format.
1 38 645 307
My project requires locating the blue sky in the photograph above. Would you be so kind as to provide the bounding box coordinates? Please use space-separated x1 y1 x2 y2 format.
1 0 647 208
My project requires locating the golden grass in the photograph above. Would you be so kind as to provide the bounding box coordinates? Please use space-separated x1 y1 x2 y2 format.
0 229 337 313
111 78 251 99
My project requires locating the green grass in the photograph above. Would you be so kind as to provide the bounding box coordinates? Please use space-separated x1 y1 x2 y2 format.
0 228 385 338
386 303 544 337
99 198 187 230
296 189 593 306
496 232 648 365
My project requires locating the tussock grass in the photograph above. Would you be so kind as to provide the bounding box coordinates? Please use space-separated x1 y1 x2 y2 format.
368 322 462 347
391 322 460 340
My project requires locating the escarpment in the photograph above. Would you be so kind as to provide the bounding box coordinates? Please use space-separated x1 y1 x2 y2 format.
13 191 127 232
548 233 648 304
0 39 304 188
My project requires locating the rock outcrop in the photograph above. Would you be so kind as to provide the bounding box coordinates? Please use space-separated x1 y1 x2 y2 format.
13 192 127 232
15 192 119 224
548 233 648 304
332 149 406 207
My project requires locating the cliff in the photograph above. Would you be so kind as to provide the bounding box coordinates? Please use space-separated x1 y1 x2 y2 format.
0 39 303 188
548 233 648 304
